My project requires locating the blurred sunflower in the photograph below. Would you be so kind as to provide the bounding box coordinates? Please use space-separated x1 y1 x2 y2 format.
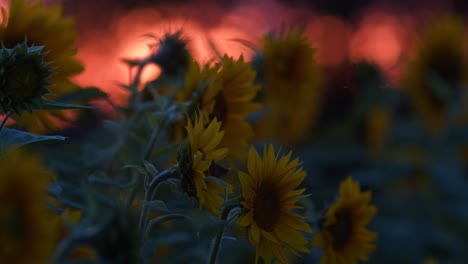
312 176 377 264
168 59 218 144
201 55 260 160
403 15 468 133
254 27 322 145
0 0 84 132
237 144 312 263
0 148 58 263
178 111 230 217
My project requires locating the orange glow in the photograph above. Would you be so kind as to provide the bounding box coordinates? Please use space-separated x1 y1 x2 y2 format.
72 1 313 105
350 12 405 69
307 16 351 66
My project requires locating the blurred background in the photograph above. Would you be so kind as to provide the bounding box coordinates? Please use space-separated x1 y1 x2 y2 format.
1 0 466 263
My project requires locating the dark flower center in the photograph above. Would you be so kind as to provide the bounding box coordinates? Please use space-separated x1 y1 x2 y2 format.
273 51 299 82
253 183 281 231
328 209 353 251
5 59 40 100
209 92 227 125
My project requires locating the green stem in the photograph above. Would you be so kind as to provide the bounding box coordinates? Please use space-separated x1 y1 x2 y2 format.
0 111 12 134
208 203 241 264
138 165 180 235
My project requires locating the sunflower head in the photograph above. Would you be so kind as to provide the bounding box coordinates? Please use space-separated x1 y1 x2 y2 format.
0 148 57 263
177 110 230 216
312 177 377 264
255 27 322 145
0 41 52 114
0 0 84 132
237 144 312 263
149 31 191 77
403 15 468 132
202 55 261 160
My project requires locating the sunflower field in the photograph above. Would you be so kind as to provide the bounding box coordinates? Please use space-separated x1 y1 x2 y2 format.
1 0 467 263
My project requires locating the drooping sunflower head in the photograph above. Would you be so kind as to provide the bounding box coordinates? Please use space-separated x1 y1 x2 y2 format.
202 55 261 160
149 31 191 77
403 15 468 132
237 144 312 263
178 110 230 217
0 148 58 263
312 176 377 264
0 0 84 132
0 41 52 114
255 27 322 145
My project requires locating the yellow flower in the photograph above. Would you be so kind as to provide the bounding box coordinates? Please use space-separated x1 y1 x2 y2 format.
201 55 260 160
255 27 322 144
0 0 84 132
403 15 468 133
312 177 377 264
0 148 58 263
180 111 230 217
155 59 217 146
237 144 312 264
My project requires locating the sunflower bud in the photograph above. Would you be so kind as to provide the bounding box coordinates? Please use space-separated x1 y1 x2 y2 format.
0 40 53 114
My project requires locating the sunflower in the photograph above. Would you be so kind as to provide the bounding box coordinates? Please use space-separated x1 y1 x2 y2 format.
0 0 84 132
201 55 260 160
237 144 312 263
403 15 468 133
312 176 377 264
168 59 217 140
178 111 230 217
0 42 53 114
0 148 58 263
255 27 322 145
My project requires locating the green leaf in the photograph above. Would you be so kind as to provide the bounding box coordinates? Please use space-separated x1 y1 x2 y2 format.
87 172 136 189
0 128 66 152
121 164 147 176
221 196 243 208
47 183 63 197
148 213 192 225
143 160 158 175
55 87 108 103
39 99 95 110
145 200 169 213
206 176 230 198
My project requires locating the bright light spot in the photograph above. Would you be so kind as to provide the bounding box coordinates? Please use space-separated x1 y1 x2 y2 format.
350 13 404 69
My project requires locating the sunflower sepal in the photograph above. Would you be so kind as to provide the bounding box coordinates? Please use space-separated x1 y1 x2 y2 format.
0 40 53 114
